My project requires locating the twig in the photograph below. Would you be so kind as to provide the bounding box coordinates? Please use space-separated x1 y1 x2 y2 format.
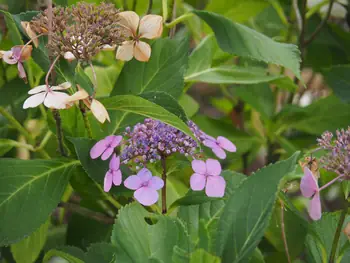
293 0 302 32
45 55 60 88
58 202 114 225
79 101 93 139
280 199 292 263
329 201 348 263
161 156 167 214
132 0 137 11
169 0 177 38
147 0 153 14
89 61 98 96
53 109 67 157
304 0 335 46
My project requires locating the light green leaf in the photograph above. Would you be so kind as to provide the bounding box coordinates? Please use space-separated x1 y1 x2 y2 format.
43 247 85 263
85 243 116 263
189 249 221 263
0 159 79 246
11 220 50 263
323 65 350 103
193 10 301 79
179 94 199 118
270 76 298 92
111 37 189 99
101 95 193 138
216 152 299 262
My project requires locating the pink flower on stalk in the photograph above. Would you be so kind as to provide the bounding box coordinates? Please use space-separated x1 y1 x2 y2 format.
190 159 226 197
0 45 32 82
104 154 122 192
203 135 236 159
90 135 122 161
124 168 164 206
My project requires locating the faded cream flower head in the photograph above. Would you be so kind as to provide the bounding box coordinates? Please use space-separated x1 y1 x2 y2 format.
116 11 163 62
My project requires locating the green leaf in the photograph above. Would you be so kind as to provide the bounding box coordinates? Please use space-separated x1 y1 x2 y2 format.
216 152 299 262
189 249 221 263
185 66 282 84
0 139 17 156
75 64 94 96
43 247 85 263
85 243 116 263
323 65 350 103
169 191 222 212
0 10 23 45
234 84 275 120
111 37 189 99
0 159 79 246
0 79 30 106
270 76 298 92
101 95 194 138
248 248 265 263
11 220 50 263
305 212 350 263
193 10 301 79
111 203 191 262
179 94 199 118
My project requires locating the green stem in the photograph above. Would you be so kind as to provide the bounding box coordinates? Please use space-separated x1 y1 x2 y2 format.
94 181 122 210
79 102 93 139
166 13 193 28
52 109 67 157
162 0 168 21
329 202 349 263
36 131 53 151
147 0 153 14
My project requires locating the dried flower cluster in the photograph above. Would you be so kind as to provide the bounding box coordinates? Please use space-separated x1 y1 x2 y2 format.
30 2 128 60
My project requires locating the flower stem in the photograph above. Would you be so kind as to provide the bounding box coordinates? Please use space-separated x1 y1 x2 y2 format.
319 174 344 192
162 0 168 21
147 0 153 14
161 156 167 214
45 55 60 88
58 202 114 225
79 101 93 139
52 109 67 157
280 199 292 263
169 0 177 38
329 201 348 263
165 13 193 28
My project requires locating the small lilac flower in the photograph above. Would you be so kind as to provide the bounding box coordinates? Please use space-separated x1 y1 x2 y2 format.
104 154 122 192
203 135 236 159
300 167 321 221
190 159 226 197
124 168 164 206
90 135 122 160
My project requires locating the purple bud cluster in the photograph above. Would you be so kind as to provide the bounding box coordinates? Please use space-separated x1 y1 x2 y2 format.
317 127 350 177
188 120 207 143
121 118 199 165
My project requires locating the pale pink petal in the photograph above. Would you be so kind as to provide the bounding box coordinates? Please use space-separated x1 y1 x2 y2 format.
134 41 151 62
139 15 163 39
148 176 164 190
90 139 107 159
104 171 113 192
137 168 152 183
44 91 70 109
101 147 114 161
91 99 110 123
2 51 17 64
191 160 206 174
118 11 140 36
28 85 48 94
17 62 27 80
102 44 116 51
134 187 159 206
300 167 319 198
110 135 123 148
206 159 221 176
23 92 46 109
116 41 134 61
112 169 122 186
212 147 226 159
109 154 120 170
309 192 322 220
190 173 206 191
205 175 226 197
64 51 76 61
11 46 22 60
124 175 142 190
52 82 72 90
203 139 217 149
65 90 89 103
217 136 236 152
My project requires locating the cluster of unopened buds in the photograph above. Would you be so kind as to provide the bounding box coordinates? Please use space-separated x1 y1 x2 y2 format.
90 119 236 206
300 127 350 220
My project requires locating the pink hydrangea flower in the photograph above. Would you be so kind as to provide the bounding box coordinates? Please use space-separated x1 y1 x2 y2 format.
203 135 236 159
190 159 226 197
300 167 321 221
124 168 164 206
104 154 122 192
90 135 122 160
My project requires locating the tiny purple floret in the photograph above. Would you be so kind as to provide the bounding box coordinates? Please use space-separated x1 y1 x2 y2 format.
90 135 122 160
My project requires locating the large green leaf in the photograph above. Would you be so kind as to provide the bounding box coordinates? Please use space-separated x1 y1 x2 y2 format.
0 158 79 245
0 10 23 45
216 152 299 262
193 10 301 79
85 243 116 263
111 37 189 99
11 220 50 263
0 79 29 107
111 203 191 262
101 95 193 137
189 249 221 263
323 65 350 103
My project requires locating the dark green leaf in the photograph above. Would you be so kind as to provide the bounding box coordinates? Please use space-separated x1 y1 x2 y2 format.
193 10 301 79
179 94 199 118
0 10 23 45
0 158 79 245
323 65 350 103
85 243 116 263
216 152 299 262
169 191 222 212
75 64 94 96
43 246 85 263
0 79 29 106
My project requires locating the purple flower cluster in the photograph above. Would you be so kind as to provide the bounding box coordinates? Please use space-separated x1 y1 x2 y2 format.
121 119 199 165
89 118 237 206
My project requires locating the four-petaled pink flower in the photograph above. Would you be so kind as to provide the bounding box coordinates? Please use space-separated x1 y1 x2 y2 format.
104 154 122 192
90 135 122 160
23 82 72 109
190 159 226 197
0 45 32 82
300 167 321 220
124 168 164 206
203 135 236 159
